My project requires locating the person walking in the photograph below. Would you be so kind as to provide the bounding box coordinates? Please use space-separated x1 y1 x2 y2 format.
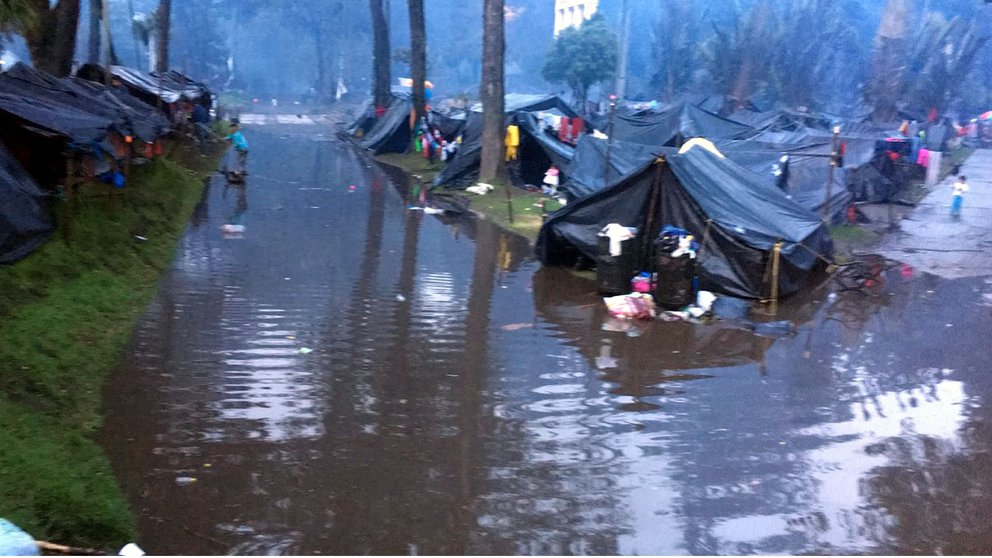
951 175 968 216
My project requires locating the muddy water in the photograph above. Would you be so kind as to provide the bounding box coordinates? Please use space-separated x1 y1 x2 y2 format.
101 130 992 555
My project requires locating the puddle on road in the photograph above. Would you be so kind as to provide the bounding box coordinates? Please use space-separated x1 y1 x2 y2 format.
101 131 992 555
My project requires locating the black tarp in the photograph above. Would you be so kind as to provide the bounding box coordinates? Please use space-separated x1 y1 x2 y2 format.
608 102 755 148
358 96 413 154
430 106 467 140
1 63 167 143
0 143 52 264
433 94 577 188
562 134 670 199
77 64 210 107
537 146 833 299
716 139 852 221
510 112 575 186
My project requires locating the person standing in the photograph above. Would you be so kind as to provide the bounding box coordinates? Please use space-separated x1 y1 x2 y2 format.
224 123 250 174
951 175 968 216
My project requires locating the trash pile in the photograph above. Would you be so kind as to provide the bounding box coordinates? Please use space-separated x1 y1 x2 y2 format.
595 222 797 338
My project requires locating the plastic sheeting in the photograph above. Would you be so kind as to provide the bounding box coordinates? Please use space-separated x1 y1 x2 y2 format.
537 146 833 299
0 143 52 264
607 102 755 148
563 135 670 199
358 96 413 154
0 63 167 143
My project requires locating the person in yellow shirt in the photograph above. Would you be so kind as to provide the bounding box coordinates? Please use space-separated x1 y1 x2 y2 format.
505 124 520 161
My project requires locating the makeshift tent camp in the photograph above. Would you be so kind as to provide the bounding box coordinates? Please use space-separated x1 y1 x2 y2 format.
433 94 578 188
358 95 413 154
537 145 833 300
0 143 52 264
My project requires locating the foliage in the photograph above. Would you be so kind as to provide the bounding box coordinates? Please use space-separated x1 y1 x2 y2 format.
542 14 618 110
903 13 989 113
0 0 36 34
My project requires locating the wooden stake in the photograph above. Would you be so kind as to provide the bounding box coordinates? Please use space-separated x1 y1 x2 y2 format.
770 241 783 314
36 540 105 556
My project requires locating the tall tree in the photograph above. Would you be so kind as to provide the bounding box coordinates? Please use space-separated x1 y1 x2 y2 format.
867 0 910 122
542 14 618 115
408 0 427 120
370 0 391 111
154 0 171 72
479 0 505 182
24 0 80 76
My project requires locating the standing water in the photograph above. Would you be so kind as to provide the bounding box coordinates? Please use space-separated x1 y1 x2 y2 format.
101 128 992 555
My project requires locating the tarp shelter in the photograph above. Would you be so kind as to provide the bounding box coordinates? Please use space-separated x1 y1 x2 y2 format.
563 134 671 199
0 143 52 264
434 94 578 188
607 101 755 148
716 139 853 221
1 63 167 143
77 64 210 108
358 95 413 154
537 146 833 300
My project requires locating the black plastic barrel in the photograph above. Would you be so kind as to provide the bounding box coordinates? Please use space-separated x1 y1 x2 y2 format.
654 241 695 310
596 235 637 296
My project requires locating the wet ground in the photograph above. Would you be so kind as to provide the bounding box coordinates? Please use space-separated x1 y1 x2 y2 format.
101 127 992 555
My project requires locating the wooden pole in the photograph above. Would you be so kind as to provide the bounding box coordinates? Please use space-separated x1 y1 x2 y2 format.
603 95 617 185
770 241 783 314
823 125 840 223
36 540 105 556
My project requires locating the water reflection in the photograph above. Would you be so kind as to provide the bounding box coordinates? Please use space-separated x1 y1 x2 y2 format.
101 130 992 555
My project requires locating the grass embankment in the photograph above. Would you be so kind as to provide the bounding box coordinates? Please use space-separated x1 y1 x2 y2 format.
0 143 224 550
374 152 562 241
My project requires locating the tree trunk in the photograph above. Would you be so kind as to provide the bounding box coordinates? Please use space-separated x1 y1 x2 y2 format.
25 0 81 77
370 0 391 111
155 0 171 72
408 0 427 121
868 0 909 122
479 0 505 183
87 0 100 62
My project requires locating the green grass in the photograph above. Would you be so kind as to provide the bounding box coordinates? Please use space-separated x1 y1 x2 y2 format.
829 224 882 259
375 151 445 183
0 144 224 550
463 182 562 241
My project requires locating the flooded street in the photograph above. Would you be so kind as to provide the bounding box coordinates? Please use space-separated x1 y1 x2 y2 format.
101 129 992 555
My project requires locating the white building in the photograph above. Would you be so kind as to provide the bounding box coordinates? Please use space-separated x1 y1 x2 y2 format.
553 0 600 36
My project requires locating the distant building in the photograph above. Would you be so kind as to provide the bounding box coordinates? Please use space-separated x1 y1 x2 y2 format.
553 0 599 36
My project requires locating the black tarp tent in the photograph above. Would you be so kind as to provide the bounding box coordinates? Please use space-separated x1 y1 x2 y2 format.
537 145 833 300
0 63 167 143
562 134 671 199
77 64 210 108
715 139 853 221
607 101 755 148
433 94 577 188
0 143 52 264
358 95 413 154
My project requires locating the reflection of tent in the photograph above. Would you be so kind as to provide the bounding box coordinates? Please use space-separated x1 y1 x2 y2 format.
0 143 52 264
433 94 578 188
537 146 833 299
359 95 413 154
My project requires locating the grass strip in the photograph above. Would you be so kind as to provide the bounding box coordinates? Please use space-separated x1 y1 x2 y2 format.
0 143 223 550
